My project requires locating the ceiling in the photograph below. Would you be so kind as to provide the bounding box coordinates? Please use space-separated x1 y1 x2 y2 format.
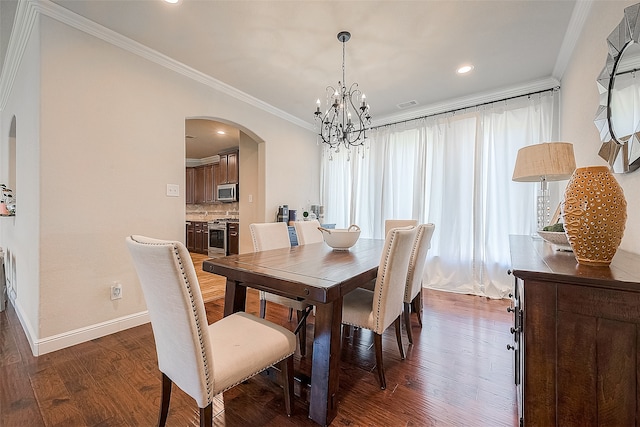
48 0 583 158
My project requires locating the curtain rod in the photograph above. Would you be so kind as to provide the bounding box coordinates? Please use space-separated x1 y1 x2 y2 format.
370 86 560 131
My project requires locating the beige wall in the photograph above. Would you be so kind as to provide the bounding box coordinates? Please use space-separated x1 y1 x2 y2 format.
561 0 640 254
1 14 319 354
239 131 260 253
0 12 41 344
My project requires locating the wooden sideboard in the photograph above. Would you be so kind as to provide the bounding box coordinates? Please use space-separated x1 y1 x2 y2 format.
509 235 640 427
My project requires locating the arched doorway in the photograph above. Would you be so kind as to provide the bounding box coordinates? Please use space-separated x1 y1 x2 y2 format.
184 117 264 254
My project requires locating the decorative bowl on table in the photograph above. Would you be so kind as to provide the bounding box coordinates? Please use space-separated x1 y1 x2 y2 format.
319 225 361 250
537 230 572 251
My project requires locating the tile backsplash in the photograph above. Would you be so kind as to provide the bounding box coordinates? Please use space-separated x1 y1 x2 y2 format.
186 202 239 221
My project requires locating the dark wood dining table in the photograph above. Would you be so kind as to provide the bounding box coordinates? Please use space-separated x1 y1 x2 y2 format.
202 238 385 426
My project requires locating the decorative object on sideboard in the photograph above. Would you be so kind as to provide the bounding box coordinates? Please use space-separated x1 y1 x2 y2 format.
594 2 640 173
314 31 371 156
537 222 572 252
561 166 627 266
512 142 576 230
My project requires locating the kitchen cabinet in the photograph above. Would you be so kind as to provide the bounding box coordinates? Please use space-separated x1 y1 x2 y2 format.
194 166 205 203
186 167 195 204
186 222 195 252
186 221 208 254
227 222 239 255
186 164 215 204
217 150 238 185
509 235 640 427
203 164 215 203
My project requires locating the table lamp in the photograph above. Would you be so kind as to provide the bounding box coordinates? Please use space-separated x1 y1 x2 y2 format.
512 142 576 230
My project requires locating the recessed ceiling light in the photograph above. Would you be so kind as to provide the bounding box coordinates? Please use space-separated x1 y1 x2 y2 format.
164 0 179 4
457 65 474 74
217 131 226 135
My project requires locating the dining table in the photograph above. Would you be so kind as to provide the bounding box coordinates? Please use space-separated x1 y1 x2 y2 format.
202 238 385 426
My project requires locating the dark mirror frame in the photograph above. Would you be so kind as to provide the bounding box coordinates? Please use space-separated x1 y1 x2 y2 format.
594 2 640 173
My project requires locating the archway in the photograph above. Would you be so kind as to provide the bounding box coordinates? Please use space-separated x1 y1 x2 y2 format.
184 117 264 254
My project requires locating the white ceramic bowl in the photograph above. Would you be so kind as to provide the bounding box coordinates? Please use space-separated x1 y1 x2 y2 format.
319 225 361 250
537 230 572 251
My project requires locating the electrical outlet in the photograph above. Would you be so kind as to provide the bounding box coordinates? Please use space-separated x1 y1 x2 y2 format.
111 282 122 300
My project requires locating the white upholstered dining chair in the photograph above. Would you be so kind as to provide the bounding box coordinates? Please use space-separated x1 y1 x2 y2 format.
126 235 296 426
403 223 435 344
249 222 314 356
384 219 418 236
341 225 418 390
294 219 324 245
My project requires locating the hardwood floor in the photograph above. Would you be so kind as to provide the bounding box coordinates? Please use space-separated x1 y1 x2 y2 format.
190 253 227 302
0 261 519 426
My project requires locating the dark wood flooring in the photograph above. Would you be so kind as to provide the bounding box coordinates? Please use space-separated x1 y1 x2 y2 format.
1 278 518 426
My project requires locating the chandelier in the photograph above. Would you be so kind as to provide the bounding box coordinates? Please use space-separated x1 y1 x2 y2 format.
314 31 371 151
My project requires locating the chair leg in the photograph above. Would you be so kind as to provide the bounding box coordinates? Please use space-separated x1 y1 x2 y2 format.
373 333 386 390
279 355 295 416
394 316 405 360
288 307 294 321
158 373 172 427
259 297 267 318
199 403 212 427
413 290 423 327
295 309 307 357
404 302 414 345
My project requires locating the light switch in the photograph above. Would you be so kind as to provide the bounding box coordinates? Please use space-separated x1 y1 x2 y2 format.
166 184 180 197
248 194 253 203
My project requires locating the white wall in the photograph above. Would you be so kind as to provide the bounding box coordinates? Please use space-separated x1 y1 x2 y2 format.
2 13 319 354
561 0 640 254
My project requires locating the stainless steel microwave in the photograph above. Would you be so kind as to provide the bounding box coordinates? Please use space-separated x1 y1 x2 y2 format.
217 183 237 202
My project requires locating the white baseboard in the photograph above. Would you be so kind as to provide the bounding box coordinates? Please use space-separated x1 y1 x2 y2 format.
11 298 150 356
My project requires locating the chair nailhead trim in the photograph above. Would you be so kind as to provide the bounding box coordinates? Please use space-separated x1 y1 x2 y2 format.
171 244 213 403
374 232 396 332
405 227 424 300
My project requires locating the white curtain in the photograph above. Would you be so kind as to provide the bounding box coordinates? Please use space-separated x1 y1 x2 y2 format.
321 91 559 299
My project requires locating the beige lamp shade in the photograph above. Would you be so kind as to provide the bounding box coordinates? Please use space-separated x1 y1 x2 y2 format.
512 142 576 182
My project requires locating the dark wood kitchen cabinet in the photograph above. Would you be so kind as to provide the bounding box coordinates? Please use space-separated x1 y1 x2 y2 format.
186 222 195 251
186 164 215 204
509 235 640 427
203 164 215 203
216 150 238 185
185 167 195 204
186 221 208 254
227 221 239 255
194 166 205 203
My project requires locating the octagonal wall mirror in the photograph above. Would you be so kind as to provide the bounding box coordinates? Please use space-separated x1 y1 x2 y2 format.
594 2 640 173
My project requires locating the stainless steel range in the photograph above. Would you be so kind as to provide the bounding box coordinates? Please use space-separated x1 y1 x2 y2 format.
207 218 238 257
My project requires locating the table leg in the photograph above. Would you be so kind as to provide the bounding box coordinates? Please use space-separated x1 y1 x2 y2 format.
309 298 342 426
223 279 246 317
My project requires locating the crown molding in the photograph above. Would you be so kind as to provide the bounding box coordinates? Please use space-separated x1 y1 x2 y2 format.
552 0 594 80
1 0 314 131
0 0 39 111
